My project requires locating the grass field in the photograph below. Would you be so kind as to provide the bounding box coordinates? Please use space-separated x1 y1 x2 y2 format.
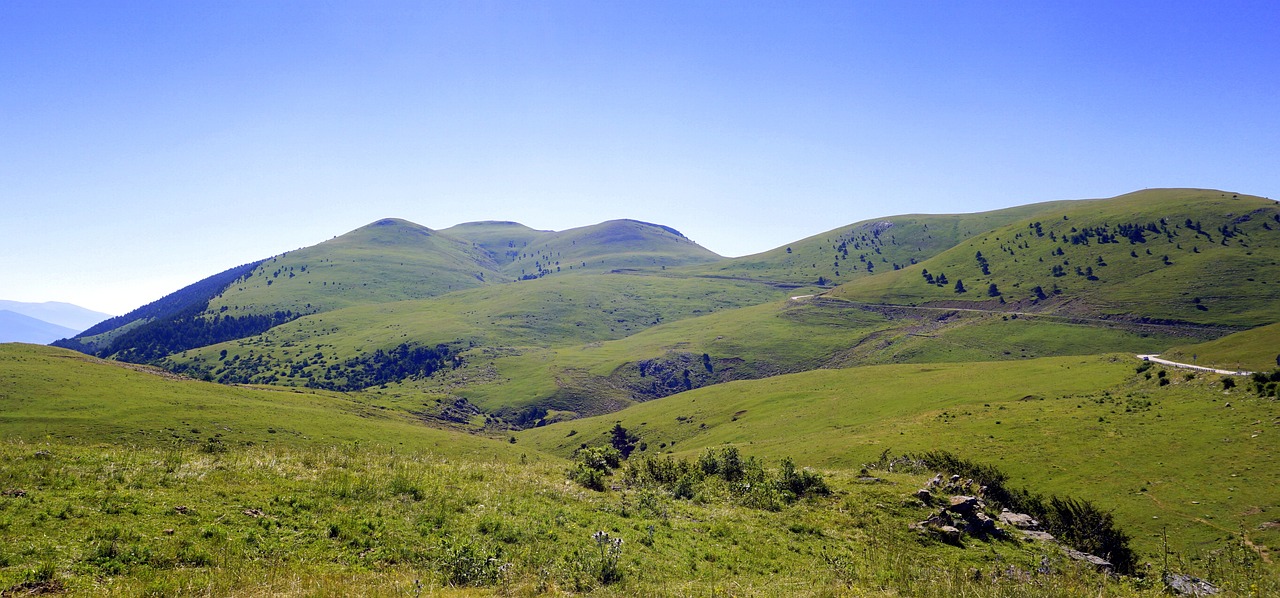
1162 322 1280 373
12 344 1264 596
0 344 519 458
520 355 1280 563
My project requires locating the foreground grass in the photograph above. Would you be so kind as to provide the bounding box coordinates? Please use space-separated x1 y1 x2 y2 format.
0 440 1249 597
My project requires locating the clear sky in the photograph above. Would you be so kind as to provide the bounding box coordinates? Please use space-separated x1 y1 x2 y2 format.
2 1 1277 315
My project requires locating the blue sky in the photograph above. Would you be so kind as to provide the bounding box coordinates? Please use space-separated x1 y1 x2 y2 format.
2 1 1277 315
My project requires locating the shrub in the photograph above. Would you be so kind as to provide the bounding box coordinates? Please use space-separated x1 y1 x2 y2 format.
568 446 622 490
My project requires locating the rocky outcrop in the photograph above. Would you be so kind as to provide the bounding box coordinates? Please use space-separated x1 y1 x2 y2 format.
909 478 1116 573
1164 572 1219 596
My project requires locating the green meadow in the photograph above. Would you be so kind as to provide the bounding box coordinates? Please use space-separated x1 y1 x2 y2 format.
1162 322 1280 373
520 355 1280 561
12 343 1265 596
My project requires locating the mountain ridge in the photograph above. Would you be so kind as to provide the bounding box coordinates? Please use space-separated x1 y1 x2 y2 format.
0 310 79 344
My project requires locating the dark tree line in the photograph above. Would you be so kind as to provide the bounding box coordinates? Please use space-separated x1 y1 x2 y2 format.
70 304 297 364
308 342 459 391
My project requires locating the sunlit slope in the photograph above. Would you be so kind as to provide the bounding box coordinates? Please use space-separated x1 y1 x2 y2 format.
415 297 1194 418
679 200 1076 286
830 189 1280 326
0 343 516 459
443 218 724 279
162 273 786 389
1162 321 1280 372
520 355 1280 557
0 438 1171 597
206 218 505 316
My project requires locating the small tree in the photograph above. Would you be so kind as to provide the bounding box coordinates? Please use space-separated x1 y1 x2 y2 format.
954 279 966 293
610 423 639 458
987 283 1000 297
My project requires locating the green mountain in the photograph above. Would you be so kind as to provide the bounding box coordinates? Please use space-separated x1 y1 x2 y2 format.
829 189 1280 327
678 199 1077 287
150 189 1280 427
205 218 504 317
58 217 725 363
442 218 723 279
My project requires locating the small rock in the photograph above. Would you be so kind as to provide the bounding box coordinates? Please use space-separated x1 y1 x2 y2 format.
920 511 953 528
998 511 1039 529
936 525 963 544
1064 549 1112 572
1164 572 1219 596
174 505 191 514
163 529 175 535
965 512 999 536
1022 530 1056 542
243 508 265 518
1 488 27 498
947 495 982 515
914 488 933 504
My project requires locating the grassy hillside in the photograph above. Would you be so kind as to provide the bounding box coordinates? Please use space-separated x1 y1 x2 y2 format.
444 218 723 279
1162 322 1280 372
0 344 515 457
205 218 505 317
830 189 1280 327
161 273 787 393
679 200 1076 287
395 297 1198 420
520 355 1280 562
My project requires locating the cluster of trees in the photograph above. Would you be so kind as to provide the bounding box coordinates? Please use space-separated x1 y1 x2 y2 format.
308 342 459 391
99 308 297 363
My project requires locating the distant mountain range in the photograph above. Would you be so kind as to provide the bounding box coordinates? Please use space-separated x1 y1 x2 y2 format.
0 300 112 344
